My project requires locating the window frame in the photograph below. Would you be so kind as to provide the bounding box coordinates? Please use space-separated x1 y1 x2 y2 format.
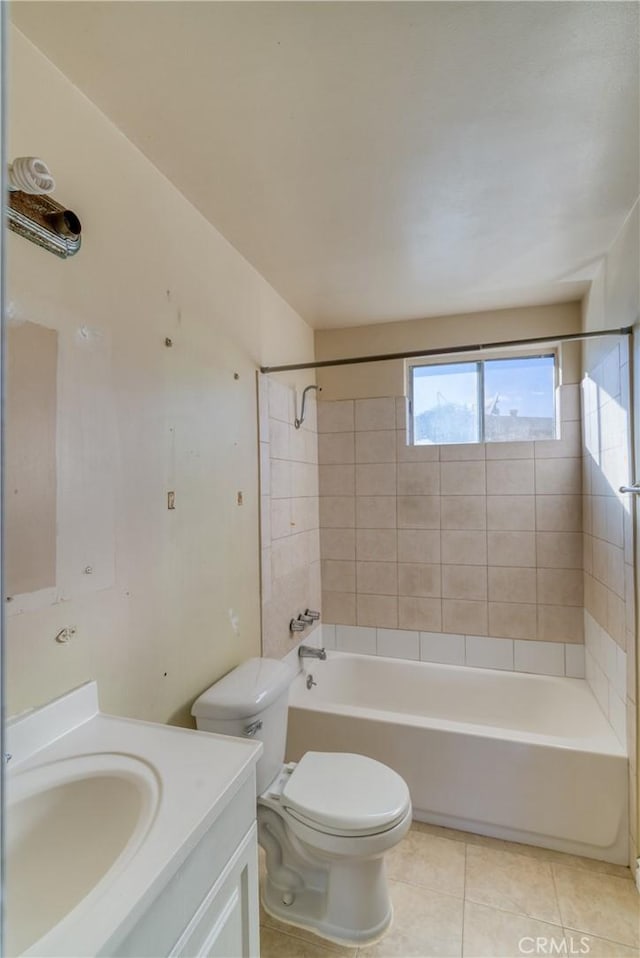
407 350 558 447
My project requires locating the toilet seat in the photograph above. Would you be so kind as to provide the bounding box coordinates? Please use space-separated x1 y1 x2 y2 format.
281 751 411 838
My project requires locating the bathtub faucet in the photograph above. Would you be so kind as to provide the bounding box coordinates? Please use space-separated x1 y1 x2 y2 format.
298 645 327 660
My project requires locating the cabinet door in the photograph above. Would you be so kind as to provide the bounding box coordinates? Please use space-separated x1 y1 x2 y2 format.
171 824 259 958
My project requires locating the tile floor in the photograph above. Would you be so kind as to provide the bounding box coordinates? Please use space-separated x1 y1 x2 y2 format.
259 823 640 957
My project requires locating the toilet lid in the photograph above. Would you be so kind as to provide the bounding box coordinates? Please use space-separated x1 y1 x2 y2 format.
282 752 410 836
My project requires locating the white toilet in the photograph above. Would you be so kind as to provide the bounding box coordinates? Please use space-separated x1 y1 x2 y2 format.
192 657 412 946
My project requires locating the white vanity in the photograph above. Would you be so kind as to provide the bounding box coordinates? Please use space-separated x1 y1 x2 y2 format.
6 682 263 957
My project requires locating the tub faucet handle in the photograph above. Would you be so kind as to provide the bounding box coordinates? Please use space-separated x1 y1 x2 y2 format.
290 618 306 632
305 609 320 620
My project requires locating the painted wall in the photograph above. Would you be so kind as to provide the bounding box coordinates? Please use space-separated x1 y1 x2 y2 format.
581 200 640 869
6 28 314 725
315 302 581 400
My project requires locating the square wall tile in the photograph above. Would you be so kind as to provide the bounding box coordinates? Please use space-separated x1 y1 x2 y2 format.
485 441 533 460
397 462 440 495
321 559 355 593
397 529 441 563
396 431 440 462
319 464 355 496
355 430 396 463
398 596 442 632
565 644 585 678
356 528 397 561
317 400 354 433
538 605 584 643
535 495 582 532
560 384 581 421
357 594 398 628
442 565 487 601
355 397 396 431
441 530 487 566
440 443 486 461
336 624 376 654
397 495 441 529
466 635 514 670
440 460 486 495
441 496 486 530
355 463 396 496
322 591 356 625
534 458 581 494
534 420 581 459
398 562 441 597
357 561 398 595
488 567 536 604
420 631 465 665
486 496 535 531
318 432 355 464
488 602 537 640
376 628 419 660
537 569 583 606
319 496 355 528
443 599 488 635
487 531 536 567
356 496 397 529
486 459 535 495
514 639 565 676
536 532 583 569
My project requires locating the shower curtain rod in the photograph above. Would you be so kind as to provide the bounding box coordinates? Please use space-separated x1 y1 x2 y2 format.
260 325 633 374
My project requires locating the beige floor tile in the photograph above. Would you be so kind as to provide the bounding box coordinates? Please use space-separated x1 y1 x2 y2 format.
563 931 640 957
260 925 353 957
463 900 564 958
411 821 631 879
465 844 561 924
359 880 463 957
386 827 466 897
553 865 640 948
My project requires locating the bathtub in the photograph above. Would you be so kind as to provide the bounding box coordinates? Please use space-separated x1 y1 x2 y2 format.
286 651 628 864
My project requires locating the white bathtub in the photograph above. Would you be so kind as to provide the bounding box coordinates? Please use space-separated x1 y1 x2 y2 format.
286 651 628 864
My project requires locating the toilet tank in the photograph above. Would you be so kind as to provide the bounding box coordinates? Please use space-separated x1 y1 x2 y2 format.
191 657 297 795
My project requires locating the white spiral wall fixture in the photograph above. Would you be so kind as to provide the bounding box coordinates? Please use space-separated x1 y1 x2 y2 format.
8 156 56 195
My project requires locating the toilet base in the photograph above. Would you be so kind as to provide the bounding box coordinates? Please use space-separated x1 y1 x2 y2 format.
261 856 393 947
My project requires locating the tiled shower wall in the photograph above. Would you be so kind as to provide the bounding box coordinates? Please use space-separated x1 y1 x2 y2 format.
318 382 585 656
258 376 321 659
581 337 636 859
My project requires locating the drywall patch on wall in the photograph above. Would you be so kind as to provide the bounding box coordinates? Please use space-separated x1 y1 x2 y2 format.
5 321 58 596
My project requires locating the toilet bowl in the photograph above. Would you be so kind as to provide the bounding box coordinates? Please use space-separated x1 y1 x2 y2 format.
192 657 412 945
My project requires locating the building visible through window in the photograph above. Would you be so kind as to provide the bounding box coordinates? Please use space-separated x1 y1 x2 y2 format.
410 355 556 445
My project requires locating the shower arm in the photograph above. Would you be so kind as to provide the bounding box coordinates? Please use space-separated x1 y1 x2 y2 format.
294 385 321 429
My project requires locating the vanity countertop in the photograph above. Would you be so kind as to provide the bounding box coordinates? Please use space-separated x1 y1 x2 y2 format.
6 681 262 957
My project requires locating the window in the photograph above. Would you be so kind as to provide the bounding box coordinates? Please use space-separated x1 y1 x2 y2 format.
410 354 556 445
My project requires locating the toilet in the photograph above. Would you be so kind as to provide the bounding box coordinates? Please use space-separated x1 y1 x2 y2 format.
192 657 412 945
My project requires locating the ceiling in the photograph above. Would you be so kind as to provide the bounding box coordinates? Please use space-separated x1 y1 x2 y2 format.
12 2 639 329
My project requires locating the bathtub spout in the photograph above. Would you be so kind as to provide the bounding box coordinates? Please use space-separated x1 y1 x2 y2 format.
298 645 326 660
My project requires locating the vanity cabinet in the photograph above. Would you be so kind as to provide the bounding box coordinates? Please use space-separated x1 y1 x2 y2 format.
108 776 260 958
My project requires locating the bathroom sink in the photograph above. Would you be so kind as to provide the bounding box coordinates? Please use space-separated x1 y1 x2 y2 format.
6 753 159 955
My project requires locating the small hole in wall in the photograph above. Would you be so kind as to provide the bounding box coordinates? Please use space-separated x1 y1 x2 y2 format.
163 672 168 677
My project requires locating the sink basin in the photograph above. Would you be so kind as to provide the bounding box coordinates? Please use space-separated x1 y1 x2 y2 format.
6 753 159 955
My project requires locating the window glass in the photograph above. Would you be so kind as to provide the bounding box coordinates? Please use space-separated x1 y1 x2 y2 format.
412 362 479 445
410 354 556 445
484 356 556 441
